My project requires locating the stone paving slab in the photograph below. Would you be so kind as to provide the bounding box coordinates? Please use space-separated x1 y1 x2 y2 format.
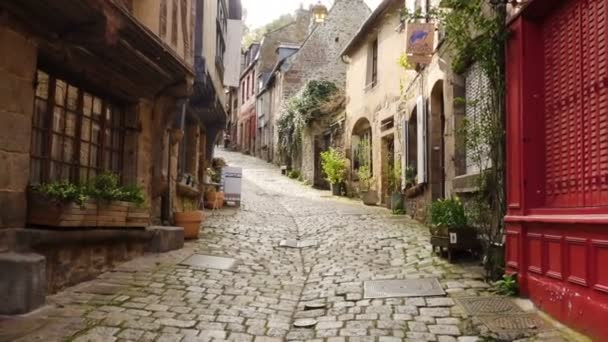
0 149 586 342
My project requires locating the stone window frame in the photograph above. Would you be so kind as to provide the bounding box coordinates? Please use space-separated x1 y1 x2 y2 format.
365 38 379 90
30 70 126 184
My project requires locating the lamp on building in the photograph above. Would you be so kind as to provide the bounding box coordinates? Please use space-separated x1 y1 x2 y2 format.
312 1 328 23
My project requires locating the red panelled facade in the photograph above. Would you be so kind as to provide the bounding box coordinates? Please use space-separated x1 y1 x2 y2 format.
506 0 608 339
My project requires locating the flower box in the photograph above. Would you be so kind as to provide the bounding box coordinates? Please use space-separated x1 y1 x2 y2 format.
28 193 149 228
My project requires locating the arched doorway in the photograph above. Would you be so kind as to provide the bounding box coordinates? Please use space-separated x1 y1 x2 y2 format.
351 118 372 172
430 80 446 200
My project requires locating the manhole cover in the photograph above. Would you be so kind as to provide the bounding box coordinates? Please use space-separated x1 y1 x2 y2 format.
480 314 550 333
279 240 318 248
455 297 524 316
180 254 237 270
293 318 317 328
364 278 445 299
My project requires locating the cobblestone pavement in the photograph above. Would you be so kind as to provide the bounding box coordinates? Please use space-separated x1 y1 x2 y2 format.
1 150 585 342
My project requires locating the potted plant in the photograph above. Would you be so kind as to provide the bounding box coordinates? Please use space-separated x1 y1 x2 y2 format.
387 162 403 211
174 198 204 239
356 137 378 205
320 148 348 196
428 197 479 262
204 186 224 209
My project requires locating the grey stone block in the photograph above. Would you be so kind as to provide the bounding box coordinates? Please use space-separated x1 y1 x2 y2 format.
147 226 184 253
0 252 46 314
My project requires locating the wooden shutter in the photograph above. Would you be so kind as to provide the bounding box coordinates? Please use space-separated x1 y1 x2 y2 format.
403 119 409 189
543 0 608 208
417 96 427 184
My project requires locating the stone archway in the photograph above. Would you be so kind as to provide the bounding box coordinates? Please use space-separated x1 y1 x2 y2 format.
430 80 446 201
351 117 372 172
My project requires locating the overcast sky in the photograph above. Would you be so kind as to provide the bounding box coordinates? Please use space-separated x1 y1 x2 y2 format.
242 0 382 29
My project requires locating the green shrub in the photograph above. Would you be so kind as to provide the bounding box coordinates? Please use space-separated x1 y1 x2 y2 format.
32 171 146 206
428 197 467 229
32 181 89 206
494 273 519 296
320 148 347 185
288 170 300 179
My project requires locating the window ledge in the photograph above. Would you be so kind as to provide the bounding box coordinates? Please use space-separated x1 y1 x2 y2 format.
364 82 378 93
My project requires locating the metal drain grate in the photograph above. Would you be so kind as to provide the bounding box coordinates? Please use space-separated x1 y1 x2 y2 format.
364 278 445 299
455 296 524 316
480 314 550 334
180 254 237 270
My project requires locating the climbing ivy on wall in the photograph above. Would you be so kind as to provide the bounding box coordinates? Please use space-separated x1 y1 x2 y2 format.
277 80 338 163
403 0 508 279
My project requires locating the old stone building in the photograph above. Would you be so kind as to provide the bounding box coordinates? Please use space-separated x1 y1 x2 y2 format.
238 9 312 160
341 0 414 204
0 0 242 314
268 0 371 186
237 43 260 154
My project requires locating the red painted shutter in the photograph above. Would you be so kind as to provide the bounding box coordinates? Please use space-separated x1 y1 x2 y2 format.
543 0 608 208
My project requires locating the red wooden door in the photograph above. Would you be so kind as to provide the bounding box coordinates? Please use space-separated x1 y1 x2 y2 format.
543 0 608 208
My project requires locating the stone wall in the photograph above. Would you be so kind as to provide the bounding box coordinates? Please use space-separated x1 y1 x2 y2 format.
0 24 37 229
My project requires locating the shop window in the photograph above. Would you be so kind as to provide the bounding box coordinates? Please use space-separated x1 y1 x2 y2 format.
30 70 125 184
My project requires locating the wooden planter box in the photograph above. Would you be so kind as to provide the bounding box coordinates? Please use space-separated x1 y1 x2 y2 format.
28 194 150 228
430 227 480 263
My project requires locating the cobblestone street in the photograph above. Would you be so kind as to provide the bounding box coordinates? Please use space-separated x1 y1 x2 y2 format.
0 150 582 342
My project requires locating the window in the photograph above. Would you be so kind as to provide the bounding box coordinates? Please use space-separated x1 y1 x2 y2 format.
30 70 125 184
366 39 379 88
215 0 227 70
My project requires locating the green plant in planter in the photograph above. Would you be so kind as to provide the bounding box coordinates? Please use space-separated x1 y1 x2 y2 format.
428 197 468 235
288 170 300 179
32 181 89 206
320 148 347 185
405 165 417 188
494 273 519 296
357 165 375 192
387 162 403 194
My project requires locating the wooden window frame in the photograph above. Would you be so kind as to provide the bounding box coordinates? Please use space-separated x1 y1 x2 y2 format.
30 70 126 185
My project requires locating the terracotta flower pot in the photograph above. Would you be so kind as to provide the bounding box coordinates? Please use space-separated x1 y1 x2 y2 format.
174 210 204 240
204 191 225 209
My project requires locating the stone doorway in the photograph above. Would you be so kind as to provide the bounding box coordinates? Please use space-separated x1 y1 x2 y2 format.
313 133 331 190
430 80 446 201
381 135 395 206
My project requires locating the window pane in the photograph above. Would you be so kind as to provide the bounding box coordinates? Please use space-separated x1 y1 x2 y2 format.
111 152 119 173
36 71 49 99
83 93 92 117
30 159 42 184
93 97 102 117
104 128 111 147
67 85 78 111
34 100 48 128
51 134 62 160
52 107 64 133
81 118 91 142
63 137 74 162
80 142 90 166
80 167 89 182
55 80 67 106
104 149 111 170
105 106 112 121
66 112 77 137
112 130 120 149
90 145 99 168
92 122 101 144
50 161 60 180
62 164 71 181
32 131 46 156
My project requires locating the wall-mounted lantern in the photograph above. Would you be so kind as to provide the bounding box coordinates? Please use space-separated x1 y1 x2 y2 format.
312 1 328 23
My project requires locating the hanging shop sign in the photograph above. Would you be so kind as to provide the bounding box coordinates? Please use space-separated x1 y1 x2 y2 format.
405 23 435 65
